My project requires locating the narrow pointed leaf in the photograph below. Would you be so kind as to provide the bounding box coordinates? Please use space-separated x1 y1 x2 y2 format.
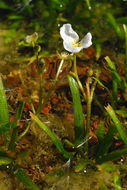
0 76 9 127
67 75 85 146
105 104 127 145
30 112 72 159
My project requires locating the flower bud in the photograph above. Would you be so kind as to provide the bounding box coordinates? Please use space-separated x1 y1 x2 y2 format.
86 68 94 77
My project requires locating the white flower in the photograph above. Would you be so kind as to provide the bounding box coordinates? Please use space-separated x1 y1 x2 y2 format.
60 23 92 53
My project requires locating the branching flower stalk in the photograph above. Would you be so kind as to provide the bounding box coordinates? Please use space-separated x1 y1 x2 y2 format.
86 74 98 137
73 54 87 101
73 54 92 137
73 55 98 138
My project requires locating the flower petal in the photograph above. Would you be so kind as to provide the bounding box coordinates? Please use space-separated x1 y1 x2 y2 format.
81 32 92 48
60 23 79 44
63 41 83 53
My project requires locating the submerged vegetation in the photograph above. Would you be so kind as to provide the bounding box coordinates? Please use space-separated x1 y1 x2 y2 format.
0 0 127 189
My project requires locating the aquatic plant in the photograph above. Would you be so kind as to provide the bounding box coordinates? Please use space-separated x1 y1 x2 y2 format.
1 2 127 186
29 23 127 172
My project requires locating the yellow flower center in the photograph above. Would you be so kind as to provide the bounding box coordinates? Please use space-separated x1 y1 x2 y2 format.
72 39 82 47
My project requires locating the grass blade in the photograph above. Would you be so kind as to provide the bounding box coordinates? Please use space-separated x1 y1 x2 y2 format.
0 156 12 166
95 121 105 143
67 75 85 146
8 102 25 150
13 165 40 190
105 104 127 145
30 112 72 159
96 124 116 159
105 56 119 108
113 173 122 190
107 13 122 38
0 76 9 127
96 147 127 164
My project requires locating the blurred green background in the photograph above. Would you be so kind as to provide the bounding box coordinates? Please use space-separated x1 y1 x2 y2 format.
0 0 127 52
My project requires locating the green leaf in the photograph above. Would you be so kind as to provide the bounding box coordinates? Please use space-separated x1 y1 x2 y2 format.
96 121 105 143
105 104 127 146
0 156 12 166
113 173 122 190
105 56 119 108
74 159 88 173
67 75 85 146
96 125 116 159
8 102 25 150
13 165 40 190
100 183 109 190
0 76 9 128
92 77 111 96
105 56 123 88
116 110 127 118
107 14 122 38
96 148 127 164
30 112 72 159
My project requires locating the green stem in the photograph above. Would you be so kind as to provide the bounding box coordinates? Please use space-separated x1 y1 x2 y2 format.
85 78 97 149
85 77 91 137
69 71 87 101
73 54 78 78
73 54 87 101
16 122 30 142
36 59 64 115
90 80 97 99
86 98 91 137
112 79 118 109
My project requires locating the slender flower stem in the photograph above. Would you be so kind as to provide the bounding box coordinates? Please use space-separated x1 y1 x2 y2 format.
85 77 91 137
37 59 64 115
69 71 87 101
73 54 87 101
86 98 92 137
73 54 78 78
91 80 97 99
